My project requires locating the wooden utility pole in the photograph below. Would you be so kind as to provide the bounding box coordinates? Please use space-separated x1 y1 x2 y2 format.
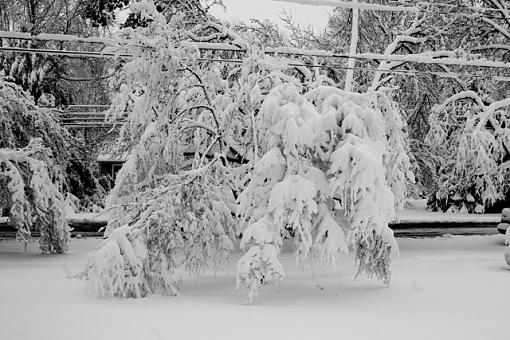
344 0 359 92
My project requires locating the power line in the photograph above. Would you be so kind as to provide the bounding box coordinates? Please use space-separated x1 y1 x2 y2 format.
278 0 510 14
4 44 510 70
391 1 510 19
3 30 510 82
189 57 510 82
276 0 510 19
0 46 130 58
3 46 508 82
389 0 510 14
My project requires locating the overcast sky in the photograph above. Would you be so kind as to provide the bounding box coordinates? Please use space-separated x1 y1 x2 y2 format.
209 0 332 32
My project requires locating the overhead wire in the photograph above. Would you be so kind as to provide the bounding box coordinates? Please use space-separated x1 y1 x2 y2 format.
388 0 510 13
281 0 510 19
386 0 510 19
2 1 510 82
192 56 510 82
3 42 510 69
303 0 510 14
3 45 505 82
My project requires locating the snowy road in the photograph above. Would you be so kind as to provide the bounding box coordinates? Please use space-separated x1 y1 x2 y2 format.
0 236 509 340
1 207 502 238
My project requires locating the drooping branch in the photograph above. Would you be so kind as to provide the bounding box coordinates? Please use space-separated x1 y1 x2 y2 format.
470 44 510 52
482 17 510 41
371 12 428 89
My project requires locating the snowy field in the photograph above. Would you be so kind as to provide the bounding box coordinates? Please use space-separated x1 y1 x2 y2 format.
0 235 509 340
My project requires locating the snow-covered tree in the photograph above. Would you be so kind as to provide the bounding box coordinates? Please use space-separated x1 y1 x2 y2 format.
365 0 510 207
0 78 74 252
426 92 510 213
0 0 106 103
82 1 246 297
277 0 510 205
81 0 413 301
236 83 407 303
0 78 101 204
0 138 70 253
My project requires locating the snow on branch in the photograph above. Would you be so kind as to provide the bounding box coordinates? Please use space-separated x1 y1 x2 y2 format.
433 90 487 112
482 17 510 41
371 11 428 89
0 30 113 45
470 44 510 51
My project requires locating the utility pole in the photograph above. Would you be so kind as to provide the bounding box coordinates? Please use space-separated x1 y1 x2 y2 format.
344 0 359 92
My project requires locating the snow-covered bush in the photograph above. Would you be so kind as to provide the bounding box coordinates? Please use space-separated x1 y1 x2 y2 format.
0 138 70 253
236 84 406 303
426 92 510 213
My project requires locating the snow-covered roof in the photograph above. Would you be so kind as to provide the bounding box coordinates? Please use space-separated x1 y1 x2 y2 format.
96 140 130 162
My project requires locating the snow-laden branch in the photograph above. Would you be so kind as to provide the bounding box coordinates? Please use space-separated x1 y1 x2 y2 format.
0 30 113 44
483 0 510 29
470 44 510 51
434 91 510 154
371 12 429 89
181 65 221 132
479 97 510 129
435 91 510 125
174 104 216 123
434 90 486 113
180 119 219 136
187 21 246 48
482 17 510 41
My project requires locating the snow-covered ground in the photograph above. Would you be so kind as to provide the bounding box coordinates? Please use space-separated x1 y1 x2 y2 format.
0 235 509 340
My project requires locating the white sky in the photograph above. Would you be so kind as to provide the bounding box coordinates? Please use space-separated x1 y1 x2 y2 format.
209 0 332 32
